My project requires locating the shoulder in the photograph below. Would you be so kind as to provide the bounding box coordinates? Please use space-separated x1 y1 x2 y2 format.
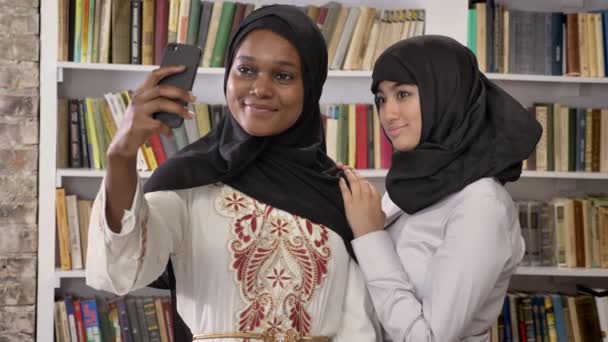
458 178 511 202
447 178 517 229
452 178 514 211
145 182 224 205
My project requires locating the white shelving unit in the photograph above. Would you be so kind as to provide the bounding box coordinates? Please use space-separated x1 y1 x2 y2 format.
486 73 608 84
515 267 608 278
38 0 608 340
55 167 608 181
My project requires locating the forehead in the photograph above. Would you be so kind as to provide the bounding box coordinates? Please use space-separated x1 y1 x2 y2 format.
377 80 416 93
235 29 301 65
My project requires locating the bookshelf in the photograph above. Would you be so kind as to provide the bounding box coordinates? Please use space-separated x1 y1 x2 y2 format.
487 73 608 84
38 0 608 341
59 61 608 84
57 61 376 77
515 266 608 278
56 167 608 181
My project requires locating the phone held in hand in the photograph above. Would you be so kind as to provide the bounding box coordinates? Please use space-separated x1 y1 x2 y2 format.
153 43 202 128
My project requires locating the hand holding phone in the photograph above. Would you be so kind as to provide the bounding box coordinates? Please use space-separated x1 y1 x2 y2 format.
153 43 202 128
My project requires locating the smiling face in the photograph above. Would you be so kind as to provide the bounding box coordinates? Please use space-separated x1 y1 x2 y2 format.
225 29 305 137
375 80 423 152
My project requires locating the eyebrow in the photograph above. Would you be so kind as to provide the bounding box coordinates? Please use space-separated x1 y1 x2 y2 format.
235 55 298 68
377 82 415 93
392 82 414 89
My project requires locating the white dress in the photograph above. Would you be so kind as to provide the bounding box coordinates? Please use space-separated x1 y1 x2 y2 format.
352 178 525 342
86 179 379 341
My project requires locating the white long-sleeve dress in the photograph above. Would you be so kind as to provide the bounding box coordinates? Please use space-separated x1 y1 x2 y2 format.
86 178 379 341
352 178 525 342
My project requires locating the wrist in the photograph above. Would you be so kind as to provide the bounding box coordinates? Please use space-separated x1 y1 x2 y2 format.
107 142 139 162
107 146 138 167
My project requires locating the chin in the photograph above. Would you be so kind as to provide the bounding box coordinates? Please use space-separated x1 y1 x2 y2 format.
240 122 277 137
393 140 417 152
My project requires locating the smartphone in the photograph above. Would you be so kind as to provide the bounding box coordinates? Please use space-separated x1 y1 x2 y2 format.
153 43 202 128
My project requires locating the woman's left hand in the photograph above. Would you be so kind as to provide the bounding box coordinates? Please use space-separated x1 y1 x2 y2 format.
338 167 386 238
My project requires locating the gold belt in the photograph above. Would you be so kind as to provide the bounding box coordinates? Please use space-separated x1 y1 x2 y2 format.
192 329 330 342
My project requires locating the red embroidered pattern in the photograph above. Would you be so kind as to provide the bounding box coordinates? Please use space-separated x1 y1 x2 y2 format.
215 186 332 337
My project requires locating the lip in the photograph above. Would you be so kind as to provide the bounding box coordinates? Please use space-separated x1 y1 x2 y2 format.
244 103 278 117
386 124 407 137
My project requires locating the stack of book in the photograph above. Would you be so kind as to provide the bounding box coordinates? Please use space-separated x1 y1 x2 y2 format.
323 103 392 169
490 289 608 342
525 103 608 172
55 188 91 271
57 96 228 171
468 0 608 77
516 197 608 269
54 295 174 342
57 97 395 171
57 0 426 70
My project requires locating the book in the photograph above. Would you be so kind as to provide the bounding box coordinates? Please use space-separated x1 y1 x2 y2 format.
154 0 169 64
111 0 131 64
56 188 72 270
210 1 235 67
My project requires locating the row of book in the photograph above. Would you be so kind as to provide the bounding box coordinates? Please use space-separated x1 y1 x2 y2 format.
516 197 608 269
53 181 608 272
58 96 395 171
524 104 608 172
57 95 223 172
468 0 608 77
57 0 425 70
58 93 149 171
54 296 174 342
59 97 608 173
323 104 393 170
489 290 608 342
55 188 91 271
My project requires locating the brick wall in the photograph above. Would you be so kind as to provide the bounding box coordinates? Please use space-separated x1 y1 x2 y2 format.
0 0 40 340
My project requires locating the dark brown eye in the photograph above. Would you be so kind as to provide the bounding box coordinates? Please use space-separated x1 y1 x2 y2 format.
236 65 255 75
275 72 294 82
397 91 411 99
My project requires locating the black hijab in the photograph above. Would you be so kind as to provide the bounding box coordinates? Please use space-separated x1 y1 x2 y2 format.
146 6 353 339
371 35 542 214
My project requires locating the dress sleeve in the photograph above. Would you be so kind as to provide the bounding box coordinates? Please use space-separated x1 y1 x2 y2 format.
85 177 189 295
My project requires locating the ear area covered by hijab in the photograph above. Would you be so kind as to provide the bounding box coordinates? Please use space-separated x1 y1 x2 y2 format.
372 35 542 214
143 5 355 255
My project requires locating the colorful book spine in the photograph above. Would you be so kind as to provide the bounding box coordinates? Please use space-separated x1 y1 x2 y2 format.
81 299 103 342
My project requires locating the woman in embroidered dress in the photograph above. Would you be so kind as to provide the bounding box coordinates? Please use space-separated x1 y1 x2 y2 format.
337 36 542 341
86 5 378 342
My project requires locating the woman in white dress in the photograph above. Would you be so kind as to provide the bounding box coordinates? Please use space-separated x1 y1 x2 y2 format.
86 5 378 342
338 36 542 342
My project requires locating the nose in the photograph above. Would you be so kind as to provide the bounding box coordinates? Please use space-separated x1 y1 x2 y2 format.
380 97 400 124
250 74 273 98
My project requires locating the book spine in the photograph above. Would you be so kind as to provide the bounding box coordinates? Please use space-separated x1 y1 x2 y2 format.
116 297 134 342
154 0 169 65
126 299 143 342
78 100 91 168
195 2 213 61
210 2 235 67
73 299 88 342
136 299 151 342
56 188 72 270
131 0 142 64
69 100 82 168
142 0 156 65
